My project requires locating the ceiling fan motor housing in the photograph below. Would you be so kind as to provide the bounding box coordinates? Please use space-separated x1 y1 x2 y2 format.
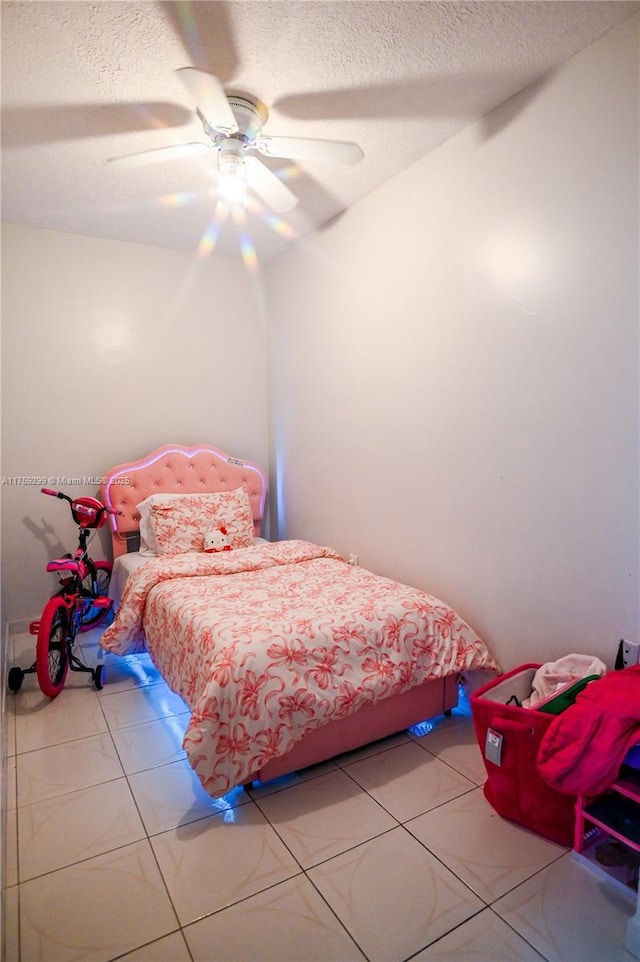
204 95 268 147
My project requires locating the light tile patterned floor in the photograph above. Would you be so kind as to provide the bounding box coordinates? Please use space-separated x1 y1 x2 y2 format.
3 628 638 962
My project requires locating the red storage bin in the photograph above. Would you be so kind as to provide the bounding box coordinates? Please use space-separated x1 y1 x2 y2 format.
470 664 576 846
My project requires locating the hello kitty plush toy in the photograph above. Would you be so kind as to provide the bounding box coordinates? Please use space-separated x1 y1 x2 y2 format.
204 526 231 553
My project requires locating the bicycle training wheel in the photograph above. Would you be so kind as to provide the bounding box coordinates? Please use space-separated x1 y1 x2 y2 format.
36 598 70 697
7 666 24 692
80 561 112 630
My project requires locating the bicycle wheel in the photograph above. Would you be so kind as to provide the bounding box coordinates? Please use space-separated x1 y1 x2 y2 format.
36 598 70 697
80 561 112 630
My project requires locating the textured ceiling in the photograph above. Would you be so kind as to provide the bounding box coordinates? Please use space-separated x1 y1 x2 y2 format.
2 1 638 262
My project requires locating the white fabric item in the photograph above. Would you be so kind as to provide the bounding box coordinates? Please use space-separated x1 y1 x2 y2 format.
109 552 149 607
522 653 608 708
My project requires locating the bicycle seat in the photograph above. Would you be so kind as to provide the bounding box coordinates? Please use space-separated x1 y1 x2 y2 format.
46 558 83 575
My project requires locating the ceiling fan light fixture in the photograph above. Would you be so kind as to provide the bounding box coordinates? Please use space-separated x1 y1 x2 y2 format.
218 141 246 208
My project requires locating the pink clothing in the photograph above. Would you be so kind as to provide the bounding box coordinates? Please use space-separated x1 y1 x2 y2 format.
537 665 640 795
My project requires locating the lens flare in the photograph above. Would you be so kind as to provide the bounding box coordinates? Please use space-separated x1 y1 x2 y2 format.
175 1 205 66
239 234 259 273
197 203 229 257
230 205 259 273
245 195 297 241
159 191 198 208
274 163 302 184
263 210 296 239
197 223 220 257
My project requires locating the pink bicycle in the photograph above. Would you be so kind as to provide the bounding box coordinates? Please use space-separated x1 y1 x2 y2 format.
7 489 116 697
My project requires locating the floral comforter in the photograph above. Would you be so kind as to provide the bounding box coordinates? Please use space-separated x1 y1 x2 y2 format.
101 540 499 796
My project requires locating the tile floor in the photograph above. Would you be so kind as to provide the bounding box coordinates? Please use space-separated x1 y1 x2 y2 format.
3 627 638 962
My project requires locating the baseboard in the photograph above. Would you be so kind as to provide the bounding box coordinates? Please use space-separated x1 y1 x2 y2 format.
627 909 640 958
1 620 8 960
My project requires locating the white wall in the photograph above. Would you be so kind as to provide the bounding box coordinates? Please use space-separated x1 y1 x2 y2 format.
266 16 639 671
1 224 269 621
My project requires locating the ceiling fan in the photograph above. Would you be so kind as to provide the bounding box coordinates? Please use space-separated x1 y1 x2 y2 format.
108 68 364 212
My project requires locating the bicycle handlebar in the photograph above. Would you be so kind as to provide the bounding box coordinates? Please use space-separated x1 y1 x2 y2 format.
40 488 118 516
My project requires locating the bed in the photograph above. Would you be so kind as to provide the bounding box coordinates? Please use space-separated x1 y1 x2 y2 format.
99 443 500 798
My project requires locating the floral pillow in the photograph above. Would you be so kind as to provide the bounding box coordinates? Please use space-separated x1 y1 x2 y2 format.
136 493 193 556
149 487 254 555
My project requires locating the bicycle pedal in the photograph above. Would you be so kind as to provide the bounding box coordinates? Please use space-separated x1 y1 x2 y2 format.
93 597 112 609
29 620 40 635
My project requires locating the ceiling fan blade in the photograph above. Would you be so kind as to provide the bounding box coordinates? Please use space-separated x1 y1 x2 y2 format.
256 135 364 166
108 142 213 169
176 67 238 134
245 156 298 212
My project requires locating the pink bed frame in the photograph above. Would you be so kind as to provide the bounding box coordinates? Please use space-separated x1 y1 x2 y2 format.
99 443 459 787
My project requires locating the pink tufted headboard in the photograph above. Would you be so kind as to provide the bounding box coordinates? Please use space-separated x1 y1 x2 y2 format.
99 443 268 559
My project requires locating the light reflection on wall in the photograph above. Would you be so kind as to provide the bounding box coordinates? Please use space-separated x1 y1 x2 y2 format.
274 446 287 538
93 316 135 360
482 230 544 316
